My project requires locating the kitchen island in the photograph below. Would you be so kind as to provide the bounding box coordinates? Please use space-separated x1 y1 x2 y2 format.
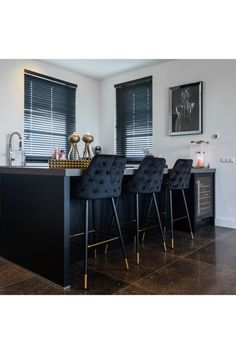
0 166 215 288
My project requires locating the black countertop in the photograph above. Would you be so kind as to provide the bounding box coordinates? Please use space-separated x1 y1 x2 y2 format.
0 166 216 177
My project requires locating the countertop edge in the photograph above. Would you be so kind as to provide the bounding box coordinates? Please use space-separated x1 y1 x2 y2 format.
0 166 216 177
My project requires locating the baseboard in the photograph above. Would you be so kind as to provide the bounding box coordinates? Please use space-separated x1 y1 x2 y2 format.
215 218 236 229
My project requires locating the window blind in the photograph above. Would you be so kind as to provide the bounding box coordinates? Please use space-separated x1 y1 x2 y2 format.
24 70 77 162
115 76 153 162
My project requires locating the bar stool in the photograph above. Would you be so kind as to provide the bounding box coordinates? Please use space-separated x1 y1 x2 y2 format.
71 154 129 289
163 159 193 249
126 156 166 264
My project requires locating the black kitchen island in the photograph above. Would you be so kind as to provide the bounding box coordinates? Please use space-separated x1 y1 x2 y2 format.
0 166 215 288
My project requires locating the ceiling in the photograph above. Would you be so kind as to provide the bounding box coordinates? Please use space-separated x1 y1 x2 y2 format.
42 59 171 80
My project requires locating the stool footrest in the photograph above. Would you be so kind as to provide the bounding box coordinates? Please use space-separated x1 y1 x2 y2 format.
139 224 161 233
88 236 119 248
172 216 187 222
70 230 95 238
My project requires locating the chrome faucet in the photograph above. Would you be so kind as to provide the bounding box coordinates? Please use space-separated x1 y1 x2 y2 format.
8 131 23 166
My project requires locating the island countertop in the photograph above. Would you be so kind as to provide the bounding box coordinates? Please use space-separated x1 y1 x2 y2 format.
0 166 216 177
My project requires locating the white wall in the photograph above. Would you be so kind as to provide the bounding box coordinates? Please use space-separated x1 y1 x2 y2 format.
0 59 99 164
1 59 235 228
99 59 236 229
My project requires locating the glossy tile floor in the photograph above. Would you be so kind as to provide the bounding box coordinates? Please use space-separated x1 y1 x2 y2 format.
0 225 236 295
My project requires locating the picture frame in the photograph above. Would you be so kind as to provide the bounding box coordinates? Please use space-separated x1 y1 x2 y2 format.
169 81 203 136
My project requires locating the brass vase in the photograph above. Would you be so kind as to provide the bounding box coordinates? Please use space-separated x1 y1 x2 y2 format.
82 133 94 159
68 132 80 160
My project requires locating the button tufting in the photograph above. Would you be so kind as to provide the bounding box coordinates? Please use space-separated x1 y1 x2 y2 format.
71 155 126 199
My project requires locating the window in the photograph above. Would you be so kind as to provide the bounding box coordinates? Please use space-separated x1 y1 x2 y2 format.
24 70 77 162
115 76 153 162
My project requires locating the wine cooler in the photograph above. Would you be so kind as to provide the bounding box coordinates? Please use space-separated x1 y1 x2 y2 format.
195 175 214 222
171 171 215 232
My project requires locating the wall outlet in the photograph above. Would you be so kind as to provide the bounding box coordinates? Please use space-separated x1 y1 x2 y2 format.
220 157 235 163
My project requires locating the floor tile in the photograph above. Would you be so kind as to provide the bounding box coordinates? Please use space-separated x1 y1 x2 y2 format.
1 276 63 295
67 262 128 295
133 258 235 295
187 236 236 271
197 271 236 295
142 231 213 258
115 284 156 295
0 263 32 288
194 225 235 241
87 243 179 284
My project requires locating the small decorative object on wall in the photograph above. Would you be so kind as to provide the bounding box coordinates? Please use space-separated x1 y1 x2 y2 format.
169 81 203 136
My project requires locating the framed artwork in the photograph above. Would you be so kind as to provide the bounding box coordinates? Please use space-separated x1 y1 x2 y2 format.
169 81 203 136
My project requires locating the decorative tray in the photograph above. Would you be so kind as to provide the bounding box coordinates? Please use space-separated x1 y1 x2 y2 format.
48 159 91 169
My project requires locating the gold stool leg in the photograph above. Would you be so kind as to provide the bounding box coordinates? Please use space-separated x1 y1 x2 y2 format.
125 258 129 270
163 241 167 252
84 274 88 290
136 252 140 265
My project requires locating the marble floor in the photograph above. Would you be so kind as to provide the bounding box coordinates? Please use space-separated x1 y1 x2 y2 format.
0 225 236 295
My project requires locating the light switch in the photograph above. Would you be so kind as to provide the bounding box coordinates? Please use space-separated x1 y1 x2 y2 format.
220 157 235 163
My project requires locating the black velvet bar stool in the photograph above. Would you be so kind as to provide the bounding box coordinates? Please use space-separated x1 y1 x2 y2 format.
71 154 129 289
163 159 194 249
126 156 166 264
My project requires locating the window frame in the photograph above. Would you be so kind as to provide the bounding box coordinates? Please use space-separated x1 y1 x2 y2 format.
24 69 77 163
115 76 153 163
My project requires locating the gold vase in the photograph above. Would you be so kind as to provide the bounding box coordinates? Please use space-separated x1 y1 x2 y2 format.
68 132 80 160
82 132 94 159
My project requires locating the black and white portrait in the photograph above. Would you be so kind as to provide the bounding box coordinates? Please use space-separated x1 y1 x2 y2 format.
170 81 203 135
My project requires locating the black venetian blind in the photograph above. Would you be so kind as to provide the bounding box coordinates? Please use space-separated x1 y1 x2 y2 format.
24 70 77 162
115 76 153 162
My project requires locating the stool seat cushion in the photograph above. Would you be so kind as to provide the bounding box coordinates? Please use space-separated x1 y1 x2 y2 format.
126 156 166 194
164 159 193 190
71 155 126 200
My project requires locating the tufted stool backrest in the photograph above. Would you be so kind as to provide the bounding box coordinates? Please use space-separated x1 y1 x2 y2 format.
126 156 166 194
71 154 126 200
165 159 193 190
